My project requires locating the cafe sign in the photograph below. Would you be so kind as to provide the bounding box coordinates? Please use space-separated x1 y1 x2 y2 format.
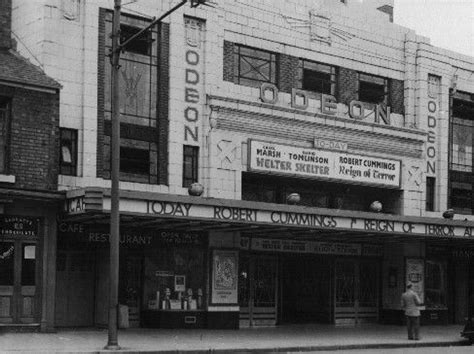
249 140 401 188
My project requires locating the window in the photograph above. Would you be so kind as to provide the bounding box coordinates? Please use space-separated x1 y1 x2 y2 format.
234 45 277 88
120 146 150 175
0 242 14 285
425 260 447 309
449 93 474 214
358 73 388 104
120 24 152 56
60 128 78 176
183 145 199 188
21 244 36 286
0 96 11 174
426 177 435 211
299 60 336 95
104 12 158 127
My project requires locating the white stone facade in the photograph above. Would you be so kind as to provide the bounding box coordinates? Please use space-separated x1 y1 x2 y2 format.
11 0 474 219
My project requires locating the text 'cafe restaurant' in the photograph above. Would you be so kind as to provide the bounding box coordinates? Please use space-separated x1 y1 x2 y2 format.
58 182 474 330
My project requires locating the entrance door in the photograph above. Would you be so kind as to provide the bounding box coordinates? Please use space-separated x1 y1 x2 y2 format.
0 241 37 324
280 255 331 323
239 254 278 327
335 259 379 325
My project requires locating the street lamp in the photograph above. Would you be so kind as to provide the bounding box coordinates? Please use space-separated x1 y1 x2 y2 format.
105 0 210 349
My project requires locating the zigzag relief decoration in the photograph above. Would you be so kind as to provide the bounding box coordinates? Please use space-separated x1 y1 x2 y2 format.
281 10 355 45
217 140 239 169
407 165 422 189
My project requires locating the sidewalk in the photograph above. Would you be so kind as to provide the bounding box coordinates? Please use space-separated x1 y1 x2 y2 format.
0 324 469 354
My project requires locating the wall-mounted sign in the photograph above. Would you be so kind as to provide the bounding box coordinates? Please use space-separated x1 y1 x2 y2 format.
211 250 238 304
250 238 382 257
248 140 401 188
57 223 205 247
426 74 440 176
0 216 39 238
314 138 348 151
259 84 392 125
406 258 424 303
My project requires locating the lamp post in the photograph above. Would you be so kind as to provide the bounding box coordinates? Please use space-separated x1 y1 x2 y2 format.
105 0 208 349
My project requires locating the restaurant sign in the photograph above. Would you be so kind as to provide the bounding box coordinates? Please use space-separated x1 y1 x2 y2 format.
249 140 401 188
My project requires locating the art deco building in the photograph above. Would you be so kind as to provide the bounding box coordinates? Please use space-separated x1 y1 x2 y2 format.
5 0 474 330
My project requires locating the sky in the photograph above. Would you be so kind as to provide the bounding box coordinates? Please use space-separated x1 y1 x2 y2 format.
393 0 474 57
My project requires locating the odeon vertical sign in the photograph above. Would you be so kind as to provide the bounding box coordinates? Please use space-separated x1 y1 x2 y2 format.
426 74 441 175
183 17 205 144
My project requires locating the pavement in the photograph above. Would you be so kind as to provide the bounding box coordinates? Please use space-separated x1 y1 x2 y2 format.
0 324 470 354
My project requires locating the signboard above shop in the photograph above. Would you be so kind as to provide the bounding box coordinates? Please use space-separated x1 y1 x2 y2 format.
248 140 401 188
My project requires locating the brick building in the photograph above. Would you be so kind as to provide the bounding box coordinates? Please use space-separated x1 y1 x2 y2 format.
9 0 474 330
0 0 61 331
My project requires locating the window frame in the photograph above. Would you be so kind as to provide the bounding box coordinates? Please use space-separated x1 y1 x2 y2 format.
120 145 150 176
233 44 278 88
449 93 474 214
299 59 336 95
183 145 199 188
59 128 78 176
425 177 435 212
120 23 153 56
358 73 388 105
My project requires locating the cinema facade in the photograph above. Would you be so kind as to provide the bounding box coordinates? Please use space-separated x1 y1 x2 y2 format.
9 0 474 330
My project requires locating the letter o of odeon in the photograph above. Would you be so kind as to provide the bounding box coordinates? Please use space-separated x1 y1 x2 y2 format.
428 100 437 113
186 50 199 65
185 107 199 122
427 146 436 158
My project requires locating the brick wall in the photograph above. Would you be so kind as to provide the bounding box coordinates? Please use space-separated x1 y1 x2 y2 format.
0 0 11 49
223 41 234 83
279 54 299 93
389 79 404 114
337 67 358 105
7 87 59 190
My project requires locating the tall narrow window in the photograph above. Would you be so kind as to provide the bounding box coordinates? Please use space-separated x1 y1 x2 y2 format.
183 145 199 188
426 177 435 211
0 96 11 174
60 128 78 176
0 242 14 285
234 45 277 88
299 60 336 95
21 244 36 286
358 73 388 104
449 91 474 214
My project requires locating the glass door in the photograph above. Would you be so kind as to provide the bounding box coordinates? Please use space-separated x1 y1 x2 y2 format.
335 259 379 325
0 241 37 324
238 254 278 327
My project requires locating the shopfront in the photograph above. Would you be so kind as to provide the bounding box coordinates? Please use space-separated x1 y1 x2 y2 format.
0 216 39 324
57 188 474 329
